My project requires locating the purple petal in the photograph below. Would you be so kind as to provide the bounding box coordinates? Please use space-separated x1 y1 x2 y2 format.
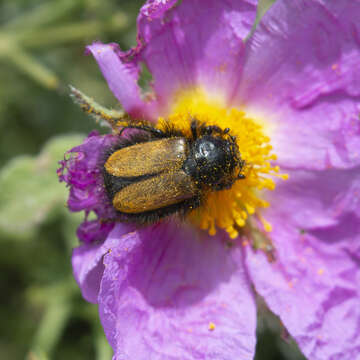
86 42 155 119
98 222 257 360
72 223 135 303
76 220 115 244
58 132 118 243
246 167 360 359
137 0 257 112
237 0 360 170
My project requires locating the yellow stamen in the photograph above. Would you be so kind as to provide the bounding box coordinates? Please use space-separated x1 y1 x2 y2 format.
158 89 287 238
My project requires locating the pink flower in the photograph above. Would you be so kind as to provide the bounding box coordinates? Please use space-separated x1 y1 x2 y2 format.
59 1 360 359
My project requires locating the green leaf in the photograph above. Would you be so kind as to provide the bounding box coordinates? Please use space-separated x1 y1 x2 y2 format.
0 134 84 240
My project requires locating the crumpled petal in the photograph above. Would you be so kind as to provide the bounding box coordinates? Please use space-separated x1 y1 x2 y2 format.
246 166 360 360
59 131 114 216
76 220 115 245
99 222 257 360
58 131 118 243
86 42 155 119
137 0 257 112
72 223 135 303
237 0 360 170
57 131 121 243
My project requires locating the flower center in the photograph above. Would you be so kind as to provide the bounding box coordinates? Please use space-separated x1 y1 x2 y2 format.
158 89 288 239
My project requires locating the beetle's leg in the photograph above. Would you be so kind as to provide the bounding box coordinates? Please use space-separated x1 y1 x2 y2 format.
202 125 223 135
70 85 127 131
119 124 165 138
190 120 199 139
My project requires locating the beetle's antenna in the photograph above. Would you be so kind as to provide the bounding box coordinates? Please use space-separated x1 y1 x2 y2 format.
69 85 128 131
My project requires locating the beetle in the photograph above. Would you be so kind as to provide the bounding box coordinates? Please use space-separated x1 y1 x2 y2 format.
102 119 246 224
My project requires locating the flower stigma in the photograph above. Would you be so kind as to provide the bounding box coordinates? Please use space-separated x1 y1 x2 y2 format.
157 89 288 239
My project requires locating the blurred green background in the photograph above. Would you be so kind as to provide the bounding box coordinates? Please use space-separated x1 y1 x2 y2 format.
0 1 306 359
